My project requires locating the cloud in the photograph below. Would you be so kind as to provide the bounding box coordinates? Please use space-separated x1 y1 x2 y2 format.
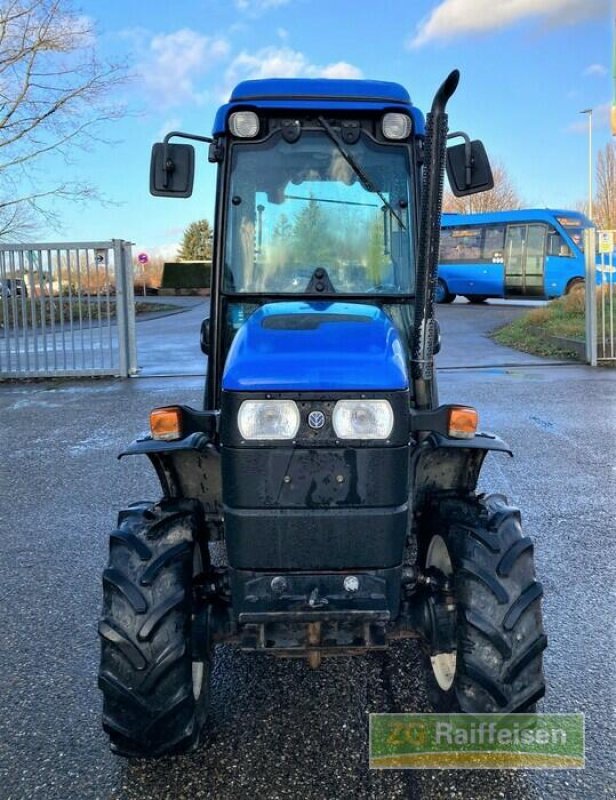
223 46 362 97
138 29 230 108
319 62 364 79
584 63 608 77
409 0 608 47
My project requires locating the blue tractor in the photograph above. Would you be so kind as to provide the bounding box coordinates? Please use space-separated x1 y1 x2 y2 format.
99 72 546 757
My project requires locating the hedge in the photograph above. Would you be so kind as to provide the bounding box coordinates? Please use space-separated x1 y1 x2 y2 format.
161 261 212 289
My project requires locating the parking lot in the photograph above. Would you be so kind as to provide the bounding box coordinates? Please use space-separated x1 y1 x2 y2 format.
1 301 614 799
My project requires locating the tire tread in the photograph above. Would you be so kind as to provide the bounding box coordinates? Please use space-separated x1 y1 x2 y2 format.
421 493 546 714
98 500 209 758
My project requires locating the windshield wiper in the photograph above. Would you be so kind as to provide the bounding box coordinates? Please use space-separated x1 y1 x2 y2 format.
284 193 379 208
317 115 406 230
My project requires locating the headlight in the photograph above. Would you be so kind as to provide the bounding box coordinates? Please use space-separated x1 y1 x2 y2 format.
382 113 411 140
238 399 300 440
229 111 260 138
332 400 394 440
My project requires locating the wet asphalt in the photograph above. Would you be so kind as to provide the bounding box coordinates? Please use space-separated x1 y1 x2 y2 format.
0 302 615 800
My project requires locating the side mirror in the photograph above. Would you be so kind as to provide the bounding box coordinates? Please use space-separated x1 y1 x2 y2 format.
200 318 210 355
150 142 195 197
446 138 493 197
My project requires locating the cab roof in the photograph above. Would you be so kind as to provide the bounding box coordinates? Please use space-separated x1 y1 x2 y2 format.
213 78 425 136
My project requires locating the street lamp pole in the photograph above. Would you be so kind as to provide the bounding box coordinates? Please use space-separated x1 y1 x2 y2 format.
580 108 593 221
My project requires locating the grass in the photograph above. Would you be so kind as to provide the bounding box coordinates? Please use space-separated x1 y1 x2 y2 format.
0 298 177 328
494 319 580 359
493 289 602 361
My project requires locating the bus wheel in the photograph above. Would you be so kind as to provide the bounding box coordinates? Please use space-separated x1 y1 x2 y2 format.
436 279 455 304
566 279 584 296
465 295 488 304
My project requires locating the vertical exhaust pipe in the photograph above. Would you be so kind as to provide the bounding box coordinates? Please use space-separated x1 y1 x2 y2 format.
411 70 460 410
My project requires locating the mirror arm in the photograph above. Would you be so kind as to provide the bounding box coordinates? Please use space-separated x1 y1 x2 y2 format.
447 131 472 188
161 131 214 190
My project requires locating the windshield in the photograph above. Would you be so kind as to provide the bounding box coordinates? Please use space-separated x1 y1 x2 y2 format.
556 215 592 253
224 130 414 295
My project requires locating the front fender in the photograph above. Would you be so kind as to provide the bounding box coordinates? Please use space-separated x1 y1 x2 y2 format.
412 430 512 510
119 432 222 518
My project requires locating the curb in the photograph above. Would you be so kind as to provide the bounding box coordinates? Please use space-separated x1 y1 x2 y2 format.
526 326 585 360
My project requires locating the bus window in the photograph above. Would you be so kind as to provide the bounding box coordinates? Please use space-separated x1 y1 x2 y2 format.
483 225 505 260
547 229 572 257
556 216 585 252
439 228 455 261
440 226 482 261
570 231 584 252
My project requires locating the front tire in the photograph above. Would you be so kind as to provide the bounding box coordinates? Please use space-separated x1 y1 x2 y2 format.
419 494 546 713
99 499 210 758
435 278 456 304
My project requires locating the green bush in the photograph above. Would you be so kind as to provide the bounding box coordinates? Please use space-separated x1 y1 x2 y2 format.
161 261 211 289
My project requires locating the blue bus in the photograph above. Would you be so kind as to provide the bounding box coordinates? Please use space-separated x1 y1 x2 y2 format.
436 209 593 303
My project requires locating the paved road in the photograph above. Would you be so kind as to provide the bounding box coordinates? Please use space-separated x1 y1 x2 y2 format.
134 297 550 378
135 296 208 377
1 304 614 800
435 298 550 368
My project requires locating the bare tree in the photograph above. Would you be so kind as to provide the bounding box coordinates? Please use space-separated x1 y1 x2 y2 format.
443 162 524 214
593 142 615 230
0 0 127 240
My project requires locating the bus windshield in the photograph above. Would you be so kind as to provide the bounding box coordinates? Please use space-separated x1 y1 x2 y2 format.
223 130 414 295
556 215 591 252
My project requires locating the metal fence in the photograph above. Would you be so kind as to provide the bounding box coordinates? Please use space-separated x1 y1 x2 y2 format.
0 240 137 378
585 228 615 366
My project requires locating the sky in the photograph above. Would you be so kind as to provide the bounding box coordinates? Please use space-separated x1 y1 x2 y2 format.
32 0 615 259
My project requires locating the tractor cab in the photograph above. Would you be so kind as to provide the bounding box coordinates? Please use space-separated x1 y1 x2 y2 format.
204 79 422 408
215 81 418 366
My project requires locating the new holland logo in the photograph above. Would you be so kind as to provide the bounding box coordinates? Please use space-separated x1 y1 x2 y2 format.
307 410 326 430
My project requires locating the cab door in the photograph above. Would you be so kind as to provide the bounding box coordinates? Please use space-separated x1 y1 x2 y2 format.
504 224 546 297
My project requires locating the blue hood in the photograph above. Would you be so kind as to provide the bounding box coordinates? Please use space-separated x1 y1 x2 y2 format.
222 302 409 392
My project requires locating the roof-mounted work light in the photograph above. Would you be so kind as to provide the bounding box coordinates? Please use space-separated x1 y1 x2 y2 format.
382 113 412 140
229 111 260 138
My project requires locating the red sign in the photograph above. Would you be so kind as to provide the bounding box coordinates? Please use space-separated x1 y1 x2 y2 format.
137 252 149 264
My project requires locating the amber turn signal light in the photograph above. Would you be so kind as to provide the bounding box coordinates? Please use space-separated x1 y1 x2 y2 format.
150 406 183 441
448 406 478 439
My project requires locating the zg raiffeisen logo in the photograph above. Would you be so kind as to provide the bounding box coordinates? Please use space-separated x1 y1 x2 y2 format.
383 720 428 749
369 713 585 770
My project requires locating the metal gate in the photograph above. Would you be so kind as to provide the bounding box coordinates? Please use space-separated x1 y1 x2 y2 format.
585 229 615 365
0 240 137 378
